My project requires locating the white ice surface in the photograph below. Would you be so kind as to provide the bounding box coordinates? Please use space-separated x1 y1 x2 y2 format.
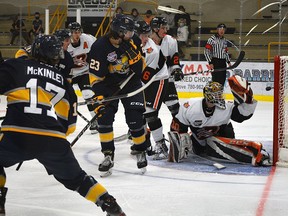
1 98 288 216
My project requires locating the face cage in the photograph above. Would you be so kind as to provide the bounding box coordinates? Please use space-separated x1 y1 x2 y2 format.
206 91 226 109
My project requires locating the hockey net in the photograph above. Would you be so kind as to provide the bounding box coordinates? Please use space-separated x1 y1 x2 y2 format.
273 56 288 166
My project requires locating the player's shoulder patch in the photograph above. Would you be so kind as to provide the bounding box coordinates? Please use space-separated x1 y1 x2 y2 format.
146 47 153 53
107 51 117 62
183 102 190 108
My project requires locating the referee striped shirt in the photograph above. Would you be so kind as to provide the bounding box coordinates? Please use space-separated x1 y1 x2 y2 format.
204 34 231 64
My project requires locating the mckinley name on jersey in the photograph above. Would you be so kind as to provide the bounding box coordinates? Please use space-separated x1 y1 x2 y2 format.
0 58 77 139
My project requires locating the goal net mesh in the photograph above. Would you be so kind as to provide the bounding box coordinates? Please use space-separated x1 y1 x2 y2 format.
274 56 288 166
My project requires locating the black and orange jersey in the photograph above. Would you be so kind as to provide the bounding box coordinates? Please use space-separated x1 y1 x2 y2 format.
0 57 77 139
88 35 143 96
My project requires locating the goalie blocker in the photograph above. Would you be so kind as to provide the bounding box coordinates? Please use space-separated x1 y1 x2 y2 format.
168 131 271 166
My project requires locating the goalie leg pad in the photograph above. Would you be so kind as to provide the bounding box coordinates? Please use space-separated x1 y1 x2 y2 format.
206 137 254 164
208 136 270 166
168 131 192 163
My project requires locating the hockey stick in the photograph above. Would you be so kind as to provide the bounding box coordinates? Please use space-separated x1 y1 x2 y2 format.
77 110 90 123
191 153 226 170
157 6 185 14
114 133 130 142
71 74 156 147
165 138 226 170
183 50 245 76
78 75 156 107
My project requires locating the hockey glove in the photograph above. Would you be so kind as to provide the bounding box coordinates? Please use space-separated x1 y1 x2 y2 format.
228 75 253 104
92 96 106 118
119 40 142 65
141 67 156 84
172 68 184 81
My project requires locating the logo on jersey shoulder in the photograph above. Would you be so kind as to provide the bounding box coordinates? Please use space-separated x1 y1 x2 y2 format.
183 102 190 108
146 47 153 53
83 41 88 49
194 120 202 127
107 51 117 62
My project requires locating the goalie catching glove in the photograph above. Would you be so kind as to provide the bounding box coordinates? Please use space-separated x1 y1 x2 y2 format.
228 75 253 104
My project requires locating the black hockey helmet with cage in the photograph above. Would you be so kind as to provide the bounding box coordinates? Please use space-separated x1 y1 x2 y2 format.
203 81 226 109
135 20 151 35
53 29 71 42
31 35 64 65
150 17 168 30
68 22 82 32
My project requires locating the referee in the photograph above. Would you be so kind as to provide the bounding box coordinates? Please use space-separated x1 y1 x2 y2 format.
204 23 231 86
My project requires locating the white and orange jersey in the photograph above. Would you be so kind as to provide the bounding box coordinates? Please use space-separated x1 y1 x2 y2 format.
176 98 257 142
157 34 181 76
142 38 169 81
68 33 96 77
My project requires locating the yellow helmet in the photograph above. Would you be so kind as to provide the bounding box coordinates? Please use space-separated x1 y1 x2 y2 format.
203 81 225 109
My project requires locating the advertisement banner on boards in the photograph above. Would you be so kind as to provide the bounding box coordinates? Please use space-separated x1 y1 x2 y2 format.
67 0 117 17
177 61 274 96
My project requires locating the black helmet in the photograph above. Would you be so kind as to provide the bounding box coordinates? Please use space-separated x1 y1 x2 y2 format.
135 20 151 35
150 17 168 30
217 23 227 29
53 29 71 42
110 14 135 36
31 35 64 65
68 22 82 32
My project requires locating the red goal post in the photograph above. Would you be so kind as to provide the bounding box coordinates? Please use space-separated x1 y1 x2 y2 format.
273 55 288 166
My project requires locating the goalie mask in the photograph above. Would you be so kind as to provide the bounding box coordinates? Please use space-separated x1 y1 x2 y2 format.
203 81 226 109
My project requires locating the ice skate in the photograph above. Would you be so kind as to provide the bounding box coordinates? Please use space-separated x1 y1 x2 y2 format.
136 151 148 174
145 129 155 156
99 153 114 177
97 193 126 216
130 147 148 174
89 119 99 134
153 138 169 160
257 149 272 167
0 187 7 215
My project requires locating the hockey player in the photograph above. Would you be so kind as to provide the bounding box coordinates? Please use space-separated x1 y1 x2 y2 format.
149 17 184 159
67 22 98 134
88 14 149 176
53 29 74 80
133 20 170 160
168 76 271 166
0 35 125 215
